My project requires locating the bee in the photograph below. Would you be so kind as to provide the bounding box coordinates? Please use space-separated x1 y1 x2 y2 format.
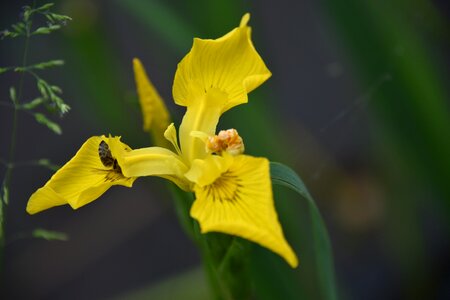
98 141 121 172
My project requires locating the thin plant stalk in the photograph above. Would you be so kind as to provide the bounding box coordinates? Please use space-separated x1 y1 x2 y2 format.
0 0 34 267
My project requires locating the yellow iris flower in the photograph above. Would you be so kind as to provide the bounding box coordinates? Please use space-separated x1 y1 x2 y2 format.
27 13 298 268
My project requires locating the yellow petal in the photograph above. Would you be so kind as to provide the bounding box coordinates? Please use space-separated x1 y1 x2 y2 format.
189 154 298 268
114 145 190 191
173 13 271 112
163 123 182 156
178 88 228 162
133 58 171 147
26 136 136 214
184 154 232 187
189 130 210 145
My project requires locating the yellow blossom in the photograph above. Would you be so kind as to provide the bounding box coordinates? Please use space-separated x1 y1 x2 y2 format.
174 13 271 163
27 14 298 268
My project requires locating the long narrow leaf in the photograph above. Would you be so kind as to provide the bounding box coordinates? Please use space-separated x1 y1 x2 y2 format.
270 162 338 300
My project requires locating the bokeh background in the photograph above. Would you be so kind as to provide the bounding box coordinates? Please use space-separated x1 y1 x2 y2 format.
1 0 450 299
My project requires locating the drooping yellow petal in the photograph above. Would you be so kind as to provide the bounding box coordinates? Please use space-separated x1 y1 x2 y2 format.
113 144 190 191
173 13 271 112
133 58 171 147
189 154 298 268
26 136 136 214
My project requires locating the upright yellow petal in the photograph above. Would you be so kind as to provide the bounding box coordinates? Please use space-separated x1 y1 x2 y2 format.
189 154 298 268
26 136 136 214
173 14 270 163
179 88 228 162
173 13 271 112
133 58 171 147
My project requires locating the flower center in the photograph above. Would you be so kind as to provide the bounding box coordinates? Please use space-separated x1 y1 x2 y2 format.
204 171 242 203
206 129 245 155
98 141 122 173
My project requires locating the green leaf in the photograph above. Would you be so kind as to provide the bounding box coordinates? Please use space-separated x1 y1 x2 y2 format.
48 13 72 23
1 185 8 205
9 87 17 105
20 97 44 110
0 67 10 74
192 225 233 300
168 184 195 240
270 162 338 300
35 79 70 115
23 7 32 22
16 60 65 72
32 25 61 35
35 3 55 12
0 30 10 39
37 79 48 98
37 78 70 115
271 162 311 200
33 27 51 35
0 188 3 248
32 228 68 241
33 59 65 69
49 94 70 115
13 67 25 72
36 158 60 171
169 185 252 299
1 29 19 39
34 113 62 135
213 236 252 299
57 103 70 115
11 23 26 35
50 85 62 93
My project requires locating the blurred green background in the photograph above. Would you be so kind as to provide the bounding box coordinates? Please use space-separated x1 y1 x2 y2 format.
1 0 450 299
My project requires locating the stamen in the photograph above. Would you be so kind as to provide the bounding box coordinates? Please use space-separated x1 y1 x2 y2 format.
206 129 245 156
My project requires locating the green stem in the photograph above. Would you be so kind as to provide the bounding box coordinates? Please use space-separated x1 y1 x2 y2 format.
0 4 33 267
3 12 31 185
194 225 232 300
217 238 238 273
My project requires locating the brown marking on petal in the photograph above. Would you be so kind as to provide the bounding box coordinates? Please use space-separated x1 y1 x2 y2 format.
99 141 114 167
104 170 126 182
98 140 125 182
204 171 243 203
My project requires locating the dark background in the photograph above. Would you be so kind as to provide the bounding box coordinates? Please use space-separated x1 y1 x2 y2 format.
1 0 450 299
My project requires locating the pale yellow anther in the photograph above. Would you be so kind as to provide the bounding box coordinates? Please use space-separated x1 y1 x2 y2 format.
206 129 245 156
